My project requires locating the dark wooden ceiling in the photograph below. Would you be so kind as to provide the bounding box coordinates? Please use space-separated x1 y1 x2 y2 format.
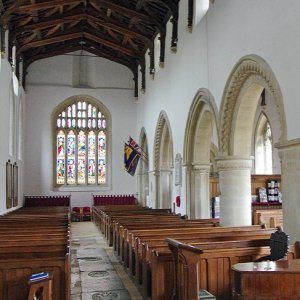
0 0 181 97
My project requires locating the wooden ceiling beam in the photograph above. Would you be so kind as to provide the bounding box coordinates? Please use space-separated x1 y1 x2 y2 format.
85 13 153 48
90 0 164 37
17 32 82 56
17 30 142 58
12 18 75 38
1 0 28 26
16 0 83 13
0 1 4 13
11 12 152 48
91 0 153 22
83 32 137 56
187 0 193 32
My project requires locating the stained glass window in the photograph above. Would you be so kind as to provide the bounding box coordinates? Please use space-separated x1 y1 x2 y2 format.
55 99 107 185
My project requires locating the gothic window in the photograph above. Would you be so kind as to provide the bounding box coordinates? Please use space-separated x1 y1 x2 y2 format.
255 114 273 174
55 98 107 186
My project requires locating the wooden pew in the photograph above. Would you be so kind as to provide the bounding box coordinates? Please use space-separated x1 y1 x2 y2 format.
0 206 70 300
117 219 218 260
134 228 275 286
93 205 173 235
166 238 300 300
93 205 286 300
253 209 283 228
136 228 275 299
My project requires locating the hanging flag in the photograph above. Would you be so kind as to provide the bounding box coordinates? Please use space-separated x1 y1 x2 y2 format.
129 136 148 161
124 143 140 176
129 137 141 153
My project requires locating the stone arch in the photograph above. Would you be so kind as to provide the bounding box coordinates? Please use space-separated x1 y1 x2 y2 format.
183 88 219 218
219 54 286 156
153 111 174 209
137 127 149 206
217 55 286 226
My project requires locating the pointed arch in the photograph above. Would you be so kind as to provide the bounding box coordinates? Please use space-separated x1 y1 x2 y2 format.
219 54 286 156
254 112 273 174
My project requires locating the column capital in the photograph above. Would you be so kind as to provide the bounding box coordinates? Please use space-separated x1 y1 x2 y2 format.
148 170 160 177
216 155 253 171
192 162 211 172
275 138 300 150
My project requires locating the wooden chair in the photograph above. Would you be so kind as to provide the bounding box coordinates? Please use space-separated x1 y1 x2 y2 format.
71 207 81 222
82 206 92 221
256 226 289 261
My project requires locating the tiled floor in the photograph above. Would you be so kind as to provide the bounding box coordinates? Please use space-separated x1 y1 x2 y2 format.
71 221 143 300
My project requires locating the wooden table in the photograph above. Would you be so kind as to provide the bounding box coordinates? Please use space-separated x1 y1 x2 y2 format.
232 259 300 299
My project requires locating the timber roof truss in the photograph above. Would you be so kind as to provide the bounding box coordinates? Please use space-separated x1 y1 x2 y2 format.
0 0 180 97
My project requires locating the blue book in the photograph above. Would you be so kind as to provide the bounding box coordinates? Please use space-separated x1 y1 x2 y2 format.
29 272 49 282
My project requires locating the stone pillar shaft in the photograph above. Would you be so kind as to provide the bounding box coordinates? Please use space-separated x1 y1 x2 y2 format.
216 156 253 226
192 164 211 219
277 139 300 243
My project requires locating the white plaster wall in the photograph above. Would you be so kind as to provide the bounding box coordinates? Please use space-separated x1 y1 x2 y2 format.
136 0 300 214
206 0 300 140
25 56 137 208
0 58 25 214
27 52 133 89
17 0 300 213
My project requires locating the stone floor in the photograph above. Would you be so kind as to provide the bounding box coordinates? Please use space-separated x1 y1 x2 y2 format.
71 221 143 300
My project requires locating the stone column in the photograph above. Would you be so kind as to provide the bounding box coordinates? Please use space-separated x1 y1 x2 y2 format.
137 170 149 206
185 164 192 218
148 170 159 208
276 139 300 243
159 169 173 209
191 163 211 219
216 156 253 226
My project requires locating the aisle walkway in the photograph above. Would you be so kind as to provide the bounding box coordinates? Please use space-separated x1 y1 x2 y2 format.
71 222 143 300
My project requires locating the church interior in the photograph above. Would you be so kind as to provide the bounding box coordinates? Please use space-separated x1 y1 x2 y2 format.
1 0 300 299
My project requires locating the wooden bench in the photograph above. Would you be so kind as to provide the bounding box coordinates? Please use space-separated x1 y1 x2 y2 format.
166 238 300 300
93 206 284 300
253 209 283 228
136 228 275 299
116 218 218 258
92 205 172 234
0 206 70 300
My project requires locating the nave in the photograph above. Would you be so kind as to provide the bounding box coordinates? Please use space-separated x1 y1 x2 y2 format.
71 221 143 300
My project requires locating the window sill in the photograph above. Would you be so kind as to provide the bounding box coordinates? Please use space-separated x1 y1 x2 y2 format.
53 185 111 192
